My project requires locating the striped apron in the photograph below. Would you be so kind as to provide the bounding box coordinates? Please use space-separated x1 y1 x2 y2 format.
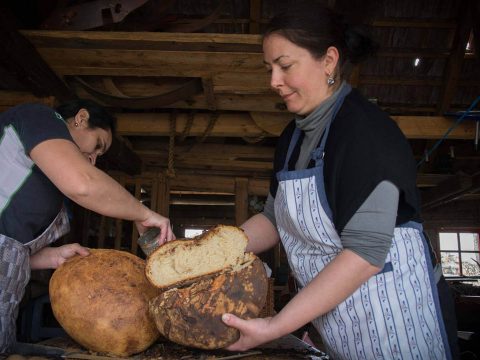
0 207 69 352
274 87 451 359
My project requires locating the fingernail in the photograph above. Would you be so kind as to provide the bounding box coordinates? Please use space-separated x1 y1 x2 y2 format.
222 314 230 322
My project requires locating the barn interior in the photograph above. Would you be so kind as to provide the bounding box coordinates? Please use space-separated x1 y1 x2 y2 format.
1 0 479 358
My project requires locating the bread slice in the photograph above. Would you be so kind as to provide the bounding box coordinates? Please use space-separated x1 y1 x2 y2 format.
145 225 249 289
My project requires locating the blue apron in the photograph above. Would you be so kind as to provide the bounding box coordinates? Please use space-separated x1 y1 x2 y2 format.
0 207 70 352
273 85 451 359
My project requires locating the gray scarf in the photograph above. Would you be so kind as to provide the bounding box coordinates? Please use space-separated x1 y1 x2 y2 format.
295 81 347 169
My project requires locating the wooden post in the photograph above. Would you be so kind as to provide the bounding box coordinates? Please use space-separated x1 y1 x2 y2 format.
235 177 249 226
156 172 170 217
114 175 125 250
130 178 143 255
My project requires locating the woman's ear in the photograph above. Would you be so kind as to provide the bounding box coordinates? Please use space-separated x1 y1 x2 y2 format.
324 46 340 76
74 108 90 127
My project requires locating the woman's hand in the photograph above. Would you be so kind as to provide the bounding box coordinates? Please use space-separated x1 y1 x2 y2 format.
135 209 176 245
30 243 90 270
221 314 277 351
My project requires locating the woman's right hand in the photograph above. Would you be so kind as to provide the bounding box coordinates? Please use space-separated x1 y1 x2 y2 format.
135 210 176 245
221 314 278 351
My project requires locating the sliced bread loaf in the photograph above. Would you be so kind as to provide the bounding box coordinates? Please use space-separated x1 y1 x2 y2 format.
145 225 249 289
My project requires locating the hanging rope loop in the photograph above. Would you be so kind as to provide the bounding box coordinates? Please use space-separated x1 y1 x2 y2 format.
197 112 218 143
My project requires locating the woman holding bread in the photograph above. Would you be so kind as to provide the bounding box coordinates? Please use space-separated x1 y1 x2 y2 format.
221 2 458 359
0 99 174 352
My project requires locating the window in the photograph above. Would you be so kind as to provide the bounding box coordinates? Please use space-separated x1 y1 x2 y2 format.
439 231 480 277
184 228 204 238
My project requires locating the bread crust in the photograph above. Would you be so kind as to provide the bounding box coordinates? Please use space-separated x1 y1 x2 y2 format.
49 249 160 356
149 257 268 349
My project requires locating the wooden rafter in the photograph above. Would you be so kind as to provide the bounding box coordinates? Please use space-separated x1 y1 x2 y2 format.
111 112 477 140
421 171 480 210
437 0 474 114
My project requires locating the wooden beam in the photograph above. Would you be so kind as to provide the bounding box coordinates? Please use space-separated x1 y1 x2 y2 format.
115 112 477 140
21 30 263 51
136 143 274 173
155 173 170 217
421 172 480 210
249 0 262 34
372 18 456 29
235 178 249 225
437 0 473 114
74 86 281 112
0 91 56 113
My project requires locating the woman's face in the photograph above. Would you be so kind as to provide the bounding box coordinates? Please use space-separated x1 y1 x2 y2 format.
68 109 112 165
263 33 337 116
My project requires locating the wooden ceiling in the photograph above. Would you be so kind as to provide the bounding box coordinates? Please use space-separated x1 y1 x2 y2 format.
1 0 479 210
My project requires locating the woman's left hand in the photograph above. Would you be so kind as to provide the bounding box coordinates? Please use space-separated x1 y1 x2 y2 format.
221 314 276 351
135 209 176 246
30 243 90 270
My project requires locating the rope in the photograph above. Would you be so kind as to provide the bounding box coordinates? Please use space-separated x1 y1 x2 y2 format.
166 110 177 178
178 110 195 143
242 131 269 144
196 112 219 143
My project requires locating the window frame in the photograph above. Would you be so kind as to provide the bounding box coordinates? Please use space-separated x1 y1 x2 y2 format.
438 228 480 278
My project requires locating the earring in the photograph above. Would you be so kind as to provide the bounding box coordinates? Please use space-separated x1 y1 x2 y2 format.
74 122 79 127
327 75 335 86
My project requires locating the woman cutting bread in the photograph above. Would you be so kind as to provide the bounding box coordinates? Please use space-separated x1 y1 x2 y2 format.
0 99 174 352
221 2 458 359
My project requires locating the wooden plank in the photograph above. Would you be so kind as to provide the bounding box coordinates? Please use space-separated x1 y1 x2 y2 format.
0 91 56 109
437 0 473 113
116 112 268 137
372 18 456 29
421 172 480 210
21 30 263 50
130 178 142 255
33 48 265 77
156 173 170 217
114 175 125 250
73 85 281 112
138 142 274 173
249 0 262 34
235 178 249 225
115 112 476 140
416 173 454 188
391 116 476 139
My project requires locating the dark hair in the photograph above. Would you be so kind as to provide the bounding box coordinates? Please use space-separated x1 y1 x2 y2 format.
264 0 377 78
55 99 116 134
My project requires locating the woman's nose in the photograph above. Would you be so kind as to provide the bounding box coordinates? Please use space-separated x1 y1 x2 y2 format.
270 69 282 91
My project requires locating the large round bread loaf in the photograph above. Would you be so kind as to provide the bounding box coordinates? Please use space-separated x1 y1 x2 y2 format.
149 255 268 350
49 249 160 356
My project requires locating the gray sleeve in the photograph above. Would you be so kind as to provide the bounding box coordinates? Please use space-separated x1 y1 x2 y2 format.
261 193 277 227
340 180 399 268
